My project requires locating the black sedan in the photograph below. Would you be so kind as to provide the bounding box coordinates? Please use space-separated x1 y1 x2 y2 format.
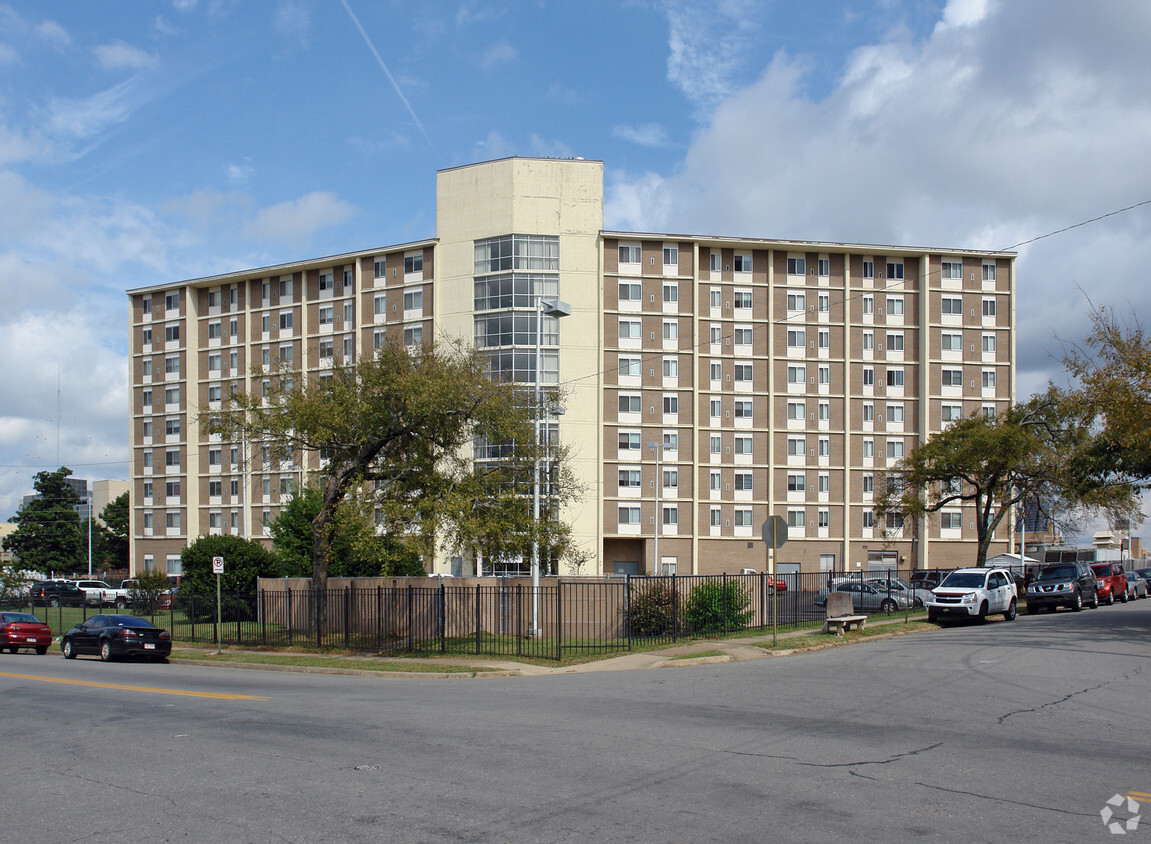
61 615 171 662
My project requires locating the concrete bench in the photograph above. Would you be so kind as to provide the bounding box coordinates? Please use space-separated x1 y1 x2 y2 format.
822 591 867 637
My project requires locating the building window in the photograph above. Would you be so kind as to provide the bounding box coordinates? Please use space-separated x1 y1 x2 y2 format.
710 398 722 418
319 272 334 292
619 244 641 264
165 511 181 530
942 296 963 315
942 368 964 387
734 254 752 273
817 258 830 276
982 263 996 282
734 472 753 491
886 296 904 316
734 363 753 383
787 509 805 529
663 246 678 267
710 253 722 273
709 361 722 382
619 319 641 340
663 469 679 490
887 404 905 424
942 404 963 423
862 260 874 279
164 324 180 342
663 431 678 451
618 506 640 525
787 437 804 457
982 298 997 317
818 365 830 385
863 438 874 458
942 260 962 279
862 475 874 494
734 326 753 346
618 431 641 452
165 417 180 436
786 293 805 312
787 365 805 385
889 440 905 459
886 332 904 352
663 358 679 378
942 511 963 530
818 329 830 350
404 289 423 311
862 368 874 387
787 400 804 421
207 321 221 339
734 436 752 455
862 296 873 315
982 334 997 353
862 331 874 351
618 469 640 489
863 402 874 422
619 356 641 377
787 473 804 492
818 437 831 457
279 311 293 331
818 473 830 493
734 400 753 419
374 294 387 316
662 394 679 415
818 401 830 422
618 394 641 414
886 262 904 280
735 508 754 527
787 257 805 275
711 508 722 527
165 292 179 311
374 258 387 278
982 370 996 389
733 290 752 309
942 332 963 352
405 253 424 274
404 326 423 346
618 282 641 302
662 321 678 341
887 368 905 387
662 282 678 303
863 510 874 529
787 329 805 349
710 435 722 455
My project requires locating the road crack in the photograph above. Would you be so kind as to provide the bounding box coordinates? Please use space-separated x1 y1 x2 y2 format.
796 741 943 768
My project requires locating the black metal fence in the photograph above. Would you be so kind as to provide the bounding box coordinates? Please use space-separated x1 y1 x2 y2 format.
4 569 959 660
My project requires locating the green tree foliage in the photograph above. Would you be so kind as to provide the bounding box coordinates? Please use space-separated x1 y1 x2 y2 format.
684 579 753 634
3 467 83 574
98 492 130 569
127 568 171 615
180 534 280 594
0 563 32 606
875 393 1140 568
625 580 680 637
206 336 579 629
1063 306 1151 486
270 486 424 578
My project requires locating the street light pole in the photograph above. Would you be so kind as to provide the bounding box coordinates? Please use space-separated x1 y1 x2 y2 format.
530 295 570 637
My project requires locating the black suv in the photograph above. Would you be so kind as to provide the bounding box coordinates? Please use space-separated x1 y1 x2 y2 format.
30 580 85 608
1025 563 1099 613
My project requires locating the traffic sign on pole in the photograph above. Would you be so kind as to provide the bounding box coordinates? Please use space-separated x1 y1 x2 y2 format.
761 516 788 549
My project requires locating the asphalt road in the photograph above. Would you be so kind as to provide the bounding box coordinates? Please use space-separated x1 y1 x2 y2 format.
2 600 1149 843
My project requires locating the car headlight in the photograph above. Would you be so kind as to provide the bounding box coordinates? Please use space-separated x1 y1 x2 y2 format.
962 592 977 603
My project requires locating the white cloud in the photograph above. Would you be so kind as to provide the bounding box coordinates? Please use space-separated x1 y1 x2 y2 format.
226 160 254 184
43 79 141 142
662 0 761 118
243 192 357 242
275 0 310 44
93 40 159 70
612 123 669 148
481 41 518 69
34 19 71 48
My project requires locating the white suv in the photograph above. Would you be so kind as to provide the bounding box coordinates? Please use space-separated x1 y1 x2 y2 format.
926 567 1018 623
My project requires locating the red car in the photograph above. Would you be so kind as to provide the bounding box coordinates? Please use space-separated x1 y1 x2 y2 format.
0 612 53 655
1091 562 1127 605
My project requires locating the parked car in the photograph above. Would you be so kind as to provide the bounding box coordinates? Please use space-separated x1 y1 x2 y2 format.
1090 562 1127 605
30 580 85 608
814 581 908 614
61 614 172 662
1026 562 1099 613
74 579 120 607
909 569 953 590
1136 569 1151 591
864 577 934 608
1125 571 1147 600
0 612 53 654
926 568 1018 623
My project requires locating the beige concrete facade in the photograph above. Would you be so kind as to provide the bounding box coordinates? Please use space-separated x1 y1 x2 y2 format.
127 156 1015 578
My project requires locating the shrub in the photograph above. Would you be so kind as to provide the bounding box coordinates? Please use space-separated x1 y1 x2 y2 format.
684 579 753 634
625 580 681 638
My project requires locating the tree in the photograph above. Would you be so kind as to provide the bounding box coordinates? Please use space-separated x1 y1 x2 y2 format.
206 336 578 630
1063 305 1151 486
127 568 171 616
0 563 32 606
98 492 130 570
3 467 83 574
270 485 424 578
180 534 280 595
875 393 1139 569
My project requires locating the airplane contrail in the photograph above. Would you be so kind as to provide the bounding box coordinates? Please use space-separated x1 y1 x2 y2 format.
339 0 438 158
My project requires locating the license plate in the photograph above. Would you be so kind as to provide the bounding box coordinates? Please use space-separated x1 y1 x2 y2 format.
26 637 37 642
144 643 155 650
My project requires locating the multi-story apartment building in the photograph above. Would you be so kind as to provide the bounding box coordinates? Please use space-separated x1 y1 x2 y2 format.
128 156 1015 578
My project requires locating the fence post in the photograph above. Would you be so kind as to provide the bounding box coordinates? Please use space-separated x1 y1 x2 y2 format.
344 586 351 650
625 574 632 651
672 573 679 642
555 578 562 661
475 583 481 656
376 584 382 652
406 584 413 654
516 583 523 658
315 587 321 649
286 586 292 647
440 580 446 654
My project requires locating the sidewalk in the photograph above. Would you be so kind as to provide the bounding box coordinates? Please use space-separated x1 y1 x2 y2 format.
170 616 928 678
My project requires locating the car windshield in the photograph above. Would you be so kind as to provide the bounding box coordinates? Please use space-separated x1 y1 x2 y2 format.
1038 566 1077 581
1 612 41 623
112 616 156 628
939 572 987 589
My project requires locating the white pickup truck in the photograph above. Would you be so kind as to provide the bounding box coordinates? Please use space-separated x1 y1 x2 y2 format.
73 580 132 609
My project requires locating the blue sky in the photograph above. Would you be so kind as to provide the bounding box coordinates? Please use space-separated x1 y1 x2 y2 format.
2 0 1150 540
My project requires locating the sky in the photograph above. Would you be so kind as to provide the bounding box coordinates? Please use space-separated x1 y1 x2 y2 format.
1 0 1150 539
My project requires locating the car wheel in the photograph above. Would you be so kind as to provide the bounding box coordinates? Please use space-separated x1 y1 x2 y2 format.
1004 599 1017 621
62 639 76 659
927 610 939 623
977 601 989 623
1089 591 1099 609
1071 590 1083 611
115 599 127 610
880 599 897 614
1120 589 1129 603
1026 603 1038 615
6 645 17 654
35 646 47 655
99 640 114 662
1105 591 1114 606
48 597 60 607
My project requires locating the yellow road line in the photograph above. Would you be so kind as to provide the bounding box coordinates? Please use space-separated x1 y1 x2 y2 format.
0 672 269 700
1128 791 1151 800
